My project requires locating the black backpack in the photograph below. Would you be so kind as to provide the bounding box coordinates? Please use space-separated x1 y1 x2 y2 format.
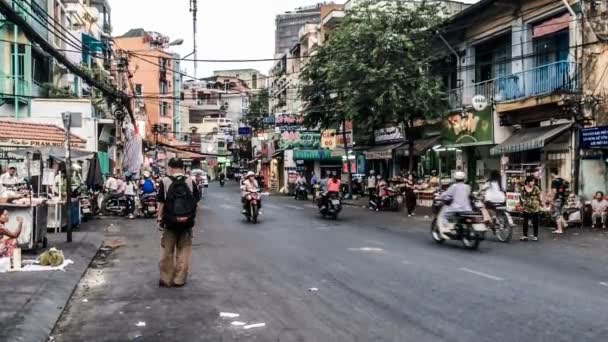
163 176 197 230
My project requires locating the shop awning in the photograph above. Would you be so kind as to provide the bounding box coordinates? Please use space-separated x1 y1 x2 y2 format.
490 123 572 155
395 136 441 156
293 149 338 161
363 143 404 160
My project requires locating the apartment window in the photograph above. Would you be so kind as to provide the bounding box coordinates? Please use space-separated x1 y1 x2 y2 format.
159 58 169 70
161 124 170 136
252 74 258 89
180 92 185 101
160 102 169 117
160 81 168 94
134 84 143 96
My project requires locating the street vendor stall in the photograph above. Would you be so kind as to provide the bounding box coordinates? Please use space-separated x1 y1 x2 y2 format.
0 149 49 250
9 147 96 233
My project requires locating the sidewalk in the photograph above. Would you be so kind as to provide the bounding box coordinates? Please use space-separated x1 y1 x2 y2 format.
0 221 105 342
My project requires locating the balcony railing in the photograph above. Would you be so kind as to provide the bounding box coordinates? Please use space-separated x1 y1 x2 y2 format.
448 61 581 109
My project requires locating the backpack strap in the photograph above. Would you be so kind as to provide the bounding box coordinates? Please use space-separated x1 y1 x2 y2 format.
162 177 172 198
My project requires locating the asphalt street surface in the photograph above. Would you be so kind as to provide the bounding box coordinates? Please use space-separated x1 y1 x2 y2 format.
52 182 608 341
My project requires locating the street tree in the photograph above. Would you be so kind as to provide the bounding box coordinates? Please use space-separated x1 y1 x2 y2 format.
242 88 270 131
300 0 448 173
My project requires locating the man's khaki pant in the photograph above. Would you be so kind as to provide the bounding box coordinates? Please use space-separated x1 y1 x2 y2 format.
159 228 193 286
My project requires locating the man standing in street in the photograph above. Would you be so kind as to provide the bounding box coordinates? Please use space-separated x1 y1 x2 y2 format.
157 158 200 288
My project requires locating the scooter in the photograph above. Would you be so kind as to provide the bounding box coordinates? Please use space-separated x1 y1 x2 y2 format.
243 190 262 224
430 194 487 250
101 190 129 217
141 193 158 218
318 192 342 220
294 184 308 200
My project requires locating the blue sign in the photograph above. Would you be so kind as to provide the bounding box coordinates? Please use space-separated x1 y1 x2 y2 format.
263 116 275 124
581 126 608 149
238 127 252 136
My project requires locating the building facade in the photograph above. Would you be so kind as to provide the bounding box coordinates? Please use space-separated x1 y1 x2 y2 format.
114 28 180 143
274 3 327 56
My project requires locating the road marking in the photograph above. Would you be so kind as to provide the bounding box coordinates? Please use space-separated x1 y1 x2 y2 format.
600 282 608 288
220 204 236 210
284 205 304 210
348 247 384 252
304 204 317 209
459 268 504 281
264 204 281 209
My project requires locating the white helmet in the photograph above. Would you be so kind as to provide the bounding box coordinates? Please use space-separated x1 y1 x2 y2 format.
246 171 255 178
370 170 375 175
453 171 466 181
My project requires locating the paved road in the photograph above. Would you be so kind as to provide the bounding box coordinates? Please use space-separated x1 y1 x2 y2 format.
53 183 608 341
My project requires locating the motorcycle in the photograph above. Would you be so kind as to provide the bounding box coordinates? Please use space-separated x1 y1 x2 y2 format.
369 187 403 211
141 193 158 218
294 184 308 200
318 192 342 220
430 194 487 250
219 178 225 187
312 184 322 204
101 190 129 217
243 190 262 224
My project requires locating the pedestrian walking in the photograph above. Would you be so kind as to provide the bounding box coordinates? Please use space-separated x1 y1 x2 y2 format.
520 176 541 241
404 173 417 217
124 175 136 219
549 168 567 234
157 158 200 288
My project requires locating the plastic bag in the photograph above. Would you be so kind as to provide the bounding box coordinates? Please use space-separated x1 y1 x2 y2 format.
39 248 65 267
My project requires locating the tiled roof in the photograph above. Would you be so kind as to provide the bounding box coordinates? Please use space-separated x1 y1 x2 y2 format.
0 120 87 147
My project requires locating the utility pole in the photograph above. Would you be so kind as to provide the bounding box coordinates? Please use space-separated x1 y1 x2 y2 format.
342 120 353 199
62 112 73 243
189 0 198 78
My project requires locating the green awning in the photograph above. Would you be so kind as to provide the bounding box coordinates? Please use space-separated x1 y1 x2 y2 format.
490 123 572 155
293 149 339 161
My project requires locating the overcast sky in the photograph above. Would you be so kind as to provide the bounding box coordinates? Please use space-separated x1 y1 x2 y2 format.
109 0 478 79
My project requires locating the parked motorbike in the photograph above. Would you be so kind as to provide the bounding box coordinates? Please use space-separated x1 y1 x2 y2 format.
369 187 403 211
141 193 158 218
318 192 342 220
431 194 487 250
243 190 262 224
294 184 308 200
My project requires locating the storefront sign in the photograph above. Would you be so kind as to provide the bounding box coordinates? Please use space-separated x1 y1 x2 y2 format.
217 156 227 163
321 130 337 149
275 113 304 132
336 131 353 147
374 126 403 143
263 116 275 125
280 130 320 150
238 127 252 136
441 106 493 146
3 138 84 149
364 150 393 160
581 125 608 148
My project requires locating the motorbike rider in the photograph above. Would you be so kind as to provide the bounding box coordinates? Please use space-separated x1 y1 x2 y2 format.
140 170 157 197
480 170 506 223
438 171 472 238
241 171 260 214
101 172 119 211
320 173 341 209
219 172 226 183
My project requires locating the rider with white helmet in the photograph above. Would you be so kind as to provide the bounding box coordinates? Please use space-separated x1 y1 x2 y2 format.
241 171 260 214
438 171 472 236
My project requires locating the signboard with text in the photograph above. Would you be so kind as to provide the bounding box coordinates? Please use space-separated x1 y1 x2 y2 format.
374 126 403 143
321 129 337 149
581 126 608 149
441 105 493 147
280 130 321 150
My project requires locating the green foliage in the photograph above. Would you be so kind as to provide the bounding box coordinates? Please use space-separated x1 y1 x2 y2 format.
300 0 448 133
41 83 76 98
242 88 270 131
